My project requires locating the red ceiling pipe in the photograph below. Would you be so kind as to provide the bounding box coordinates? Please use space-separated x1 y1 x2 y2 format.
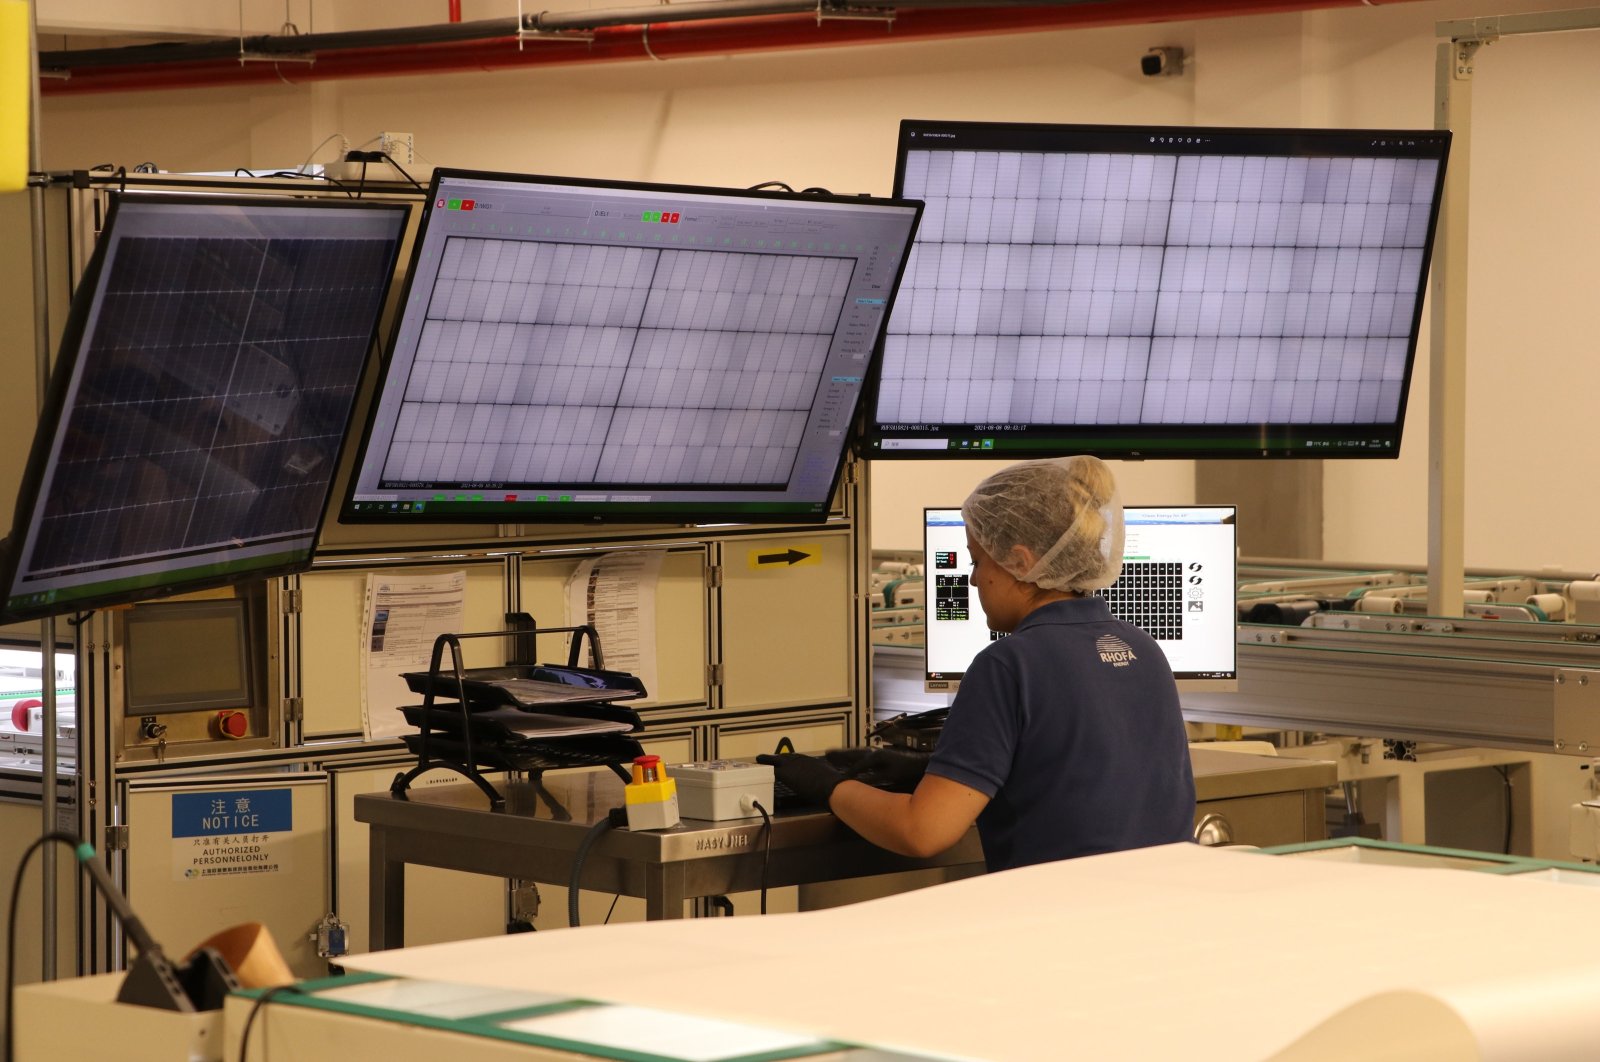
41 0 1416 96
448 0 462 23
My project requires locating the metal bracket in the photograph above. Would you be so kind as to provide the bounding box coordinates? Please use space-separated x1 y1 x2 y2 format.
817 1 895 24
1553 669 1600 754
1451 38 1486 80
283 588 303 615
284 697 304 724
707 662 725 688
705 564 723 590
518 3 594 47
104 824 130 851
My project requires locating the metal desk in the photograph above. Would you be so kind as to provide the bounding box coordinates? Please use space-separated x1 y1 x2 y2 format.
357 770 986 949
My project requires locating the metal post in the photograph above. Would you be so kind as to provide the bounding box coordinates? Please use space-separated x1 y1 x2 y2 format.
25 0 60 980
1427 40 1472 619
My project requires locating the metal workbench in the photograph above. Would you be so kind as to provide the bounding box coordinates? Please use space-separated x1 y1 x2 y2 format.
358 748 1335 949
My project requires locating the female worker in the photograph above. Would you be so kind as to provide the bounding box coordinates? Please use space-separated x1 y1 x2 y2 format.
760 456 1196 872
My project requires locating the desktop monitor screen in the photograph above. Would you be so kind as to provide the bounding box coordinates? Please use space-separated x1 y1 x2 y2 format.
342 169 922 524
924 504 1237 692
0 195 409 622
867 120 1451 459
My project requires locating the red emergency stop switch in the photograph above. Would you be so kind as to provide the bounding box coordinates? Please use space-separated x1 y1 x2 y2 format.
216 710 249 739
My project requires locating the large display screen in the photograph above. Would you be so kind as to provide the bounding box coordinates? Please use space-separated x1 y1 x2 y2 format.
866 121 1450 458
343 169 921 523
924 504 1237 692
0 195 409 621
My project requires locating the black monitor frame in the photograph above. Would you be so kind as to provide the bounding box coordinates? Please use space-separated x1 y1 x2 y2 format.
0 193 409 622
340 168 922 525
863 120 1451 460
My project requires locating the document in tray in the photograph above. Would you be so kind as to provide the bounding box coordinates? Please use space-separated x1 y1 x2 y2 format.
474 708 635 739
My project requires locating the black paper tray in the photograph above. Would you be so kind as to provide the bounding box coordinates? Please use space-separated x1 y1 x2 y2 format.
402 663 647 712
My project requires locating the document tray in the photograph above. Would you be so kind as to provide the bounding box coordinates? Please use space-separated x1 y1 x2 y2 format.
402 663 646 712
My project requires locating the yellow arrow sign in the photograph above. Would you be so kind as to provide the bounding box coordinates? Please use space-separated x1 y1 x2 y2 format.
747 543 821 570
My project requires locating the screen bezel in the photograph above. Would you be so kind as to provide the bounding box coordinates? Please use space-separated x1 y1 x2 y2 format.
339 168 923 526
0 193 410 623
922 503 1239 693
865 119 1451 461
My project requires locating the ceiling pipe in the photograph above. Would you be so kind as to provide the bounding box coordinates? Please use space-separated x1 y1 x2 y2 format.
40 0 1417 96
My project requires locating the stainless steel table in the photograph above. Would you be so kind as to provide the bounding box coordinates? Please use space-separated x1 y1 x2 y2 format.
356 770 986 949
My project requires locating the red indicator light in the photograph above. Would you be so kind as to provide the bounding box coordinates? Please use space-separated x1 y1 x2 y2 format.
436 198 446 208
461 199 476 210
504 494 518 502
668 212 680 223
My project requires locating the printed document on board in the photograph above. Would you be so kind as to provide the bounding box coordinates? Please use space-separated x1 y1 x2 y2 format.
361 570 468 740
564 551 663 700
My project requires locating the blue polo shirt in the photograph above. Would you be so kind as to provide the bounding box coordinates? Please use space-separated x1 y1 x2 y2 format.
926 596 1195 872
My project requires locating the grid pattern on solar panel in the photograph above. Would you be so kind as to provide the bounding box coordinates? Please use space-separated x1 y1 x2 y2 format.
881 150 1439 427
28 235 394 573
381 237 852 488
1095 561 1185 641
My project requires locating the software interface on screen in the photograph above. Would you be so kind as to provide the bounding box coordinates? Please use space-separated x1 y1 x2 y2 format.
924 505 1237 691
0 197 408 621
869 122 1450 458
344 171 921 522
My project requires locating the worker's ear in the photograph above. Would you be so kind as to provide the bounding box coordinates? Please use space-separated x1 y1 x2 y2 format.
1002 544 1040 579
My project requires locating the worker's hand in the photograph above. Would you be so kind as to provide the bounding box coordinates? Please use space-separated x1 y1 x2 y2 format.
826 746 930 792
755 753 846 809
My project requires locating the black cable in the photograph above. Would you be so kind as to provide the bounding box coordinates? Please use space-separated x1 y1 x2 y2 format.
236 983 306 1062
7 831 80 1062
753 800 773 916
602 895 620 925
356 157 368 199
797 186 834 195
568 812 620 927
1494 765 1513 854
377 152 425 193
234 168 256 177
747 181 794 193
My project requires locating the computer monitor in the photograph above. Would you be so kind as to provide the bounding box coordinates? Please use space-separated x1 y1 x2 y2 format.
924 504 1237 692
866 120 1451 459
342 169 922 524
0 195 409 622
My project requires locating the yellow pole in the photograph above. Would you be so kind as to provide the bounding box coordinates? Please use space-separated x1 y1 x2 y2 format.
0 0 27 192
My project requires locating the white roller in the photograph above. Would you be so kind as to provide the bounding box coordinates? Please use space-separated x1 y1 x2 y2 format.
1528 593 1567 621
1355 594 1404 614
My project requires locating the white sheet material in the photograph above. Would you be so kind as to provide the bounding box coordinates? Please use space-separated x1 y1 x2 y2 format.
345 843 1600 1061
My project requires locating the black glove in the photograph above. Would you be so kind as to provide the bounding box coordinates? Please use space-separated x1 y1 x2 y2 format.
756 753 846 809
825 746 930 792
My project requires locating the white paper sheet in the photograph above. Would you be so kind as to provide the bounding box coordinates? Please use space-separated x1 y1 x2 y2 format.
347 843 1600 1061
360 570 467 740
564 551 663 698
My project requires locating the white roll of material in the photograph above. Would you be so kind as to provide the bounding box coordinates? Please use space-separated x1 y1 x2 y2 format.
1566 581 1600 624
1528 593 1567 621
1355 594 1404 614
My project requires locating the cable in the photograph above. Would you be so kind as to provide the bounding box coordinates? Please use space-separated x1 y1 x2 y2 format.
747 181 794 193
1494 764 1514 854
568 810 623 927
752 800 773 915
797 186 834 195
602 895 620 925
236 983 306 1062
295 131 345 175
7 831 79 1062
377 151 425 193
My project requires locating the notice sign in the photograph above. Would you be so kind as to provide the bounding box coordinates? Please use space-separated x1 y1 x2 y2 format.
171 788 293 881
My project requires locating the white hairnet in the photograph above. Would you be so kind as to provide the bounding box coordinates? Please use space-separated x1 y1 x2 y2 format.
961 456 1124 593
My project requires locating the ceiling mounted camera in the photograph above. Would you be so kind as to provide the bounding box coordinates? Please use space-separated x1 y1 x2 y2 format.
1142 46 1185 77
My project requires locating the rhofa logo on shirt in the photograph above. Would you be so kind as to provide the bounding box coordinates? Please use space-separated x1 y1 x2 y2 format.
1096 634 1138 667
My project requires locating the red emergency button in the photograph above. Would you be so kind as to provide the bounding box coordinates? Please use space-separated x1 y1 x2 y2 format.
10 699 41 731
217 710 249 739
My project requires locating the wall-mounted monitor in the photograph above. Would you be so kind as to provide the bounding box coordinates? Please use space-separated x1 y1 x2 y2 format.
342 169 921 524
0 195 409 622
865 120 1450 459
924 504 1237 693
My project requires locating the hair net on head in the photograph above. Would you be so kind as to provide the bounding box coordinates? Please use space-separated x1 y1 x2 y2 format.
961 456 1124 593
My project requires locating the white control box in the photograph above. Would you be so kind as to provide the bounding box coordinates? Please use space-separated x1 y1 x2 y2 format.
671 760 775 821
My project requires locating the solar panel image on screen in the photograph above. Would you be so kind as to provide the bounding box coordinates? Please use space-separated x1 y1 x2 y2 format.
343 170 921 524
0 196 408 621
866 122 1450 459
